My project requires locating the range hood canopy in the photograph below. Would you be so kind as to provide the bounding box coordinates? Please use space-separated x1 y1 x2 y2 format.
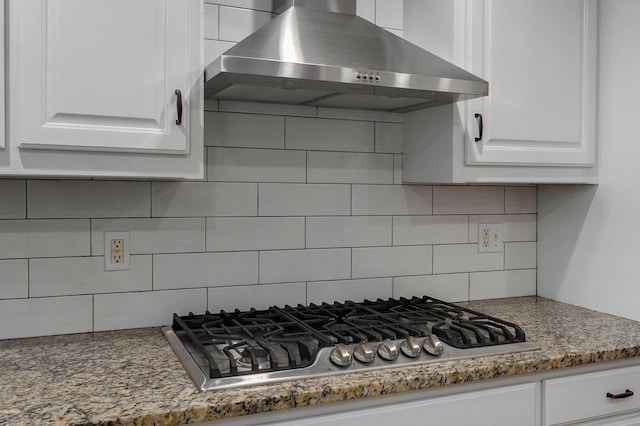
204 0 488 113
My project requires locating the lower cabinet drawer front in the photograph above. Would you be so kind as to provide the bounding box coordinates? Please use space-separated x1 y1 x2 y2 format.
544 366 640 425
272 383 538 426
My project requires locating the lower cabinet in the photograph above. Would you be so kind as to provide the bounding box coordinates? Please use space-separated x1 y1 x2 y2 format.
199 362 640 426
243 383 540 426
543 365 640 426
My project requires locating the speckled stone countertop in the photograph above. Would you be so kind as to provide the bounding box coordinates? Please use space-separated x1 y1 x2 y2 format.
2 296 640 426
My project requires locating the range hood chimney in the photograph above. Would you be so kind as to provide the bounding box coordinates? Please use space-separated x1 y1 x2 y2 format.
204 0 488 113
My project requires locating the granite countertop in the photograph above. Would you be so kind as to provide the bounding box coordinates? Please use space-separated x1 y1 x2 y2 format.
2 296 640 426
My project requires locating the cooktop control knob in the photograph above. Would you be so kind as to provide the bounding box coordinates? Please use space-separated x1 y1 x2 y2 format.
377 339 399 361
400 336 422 358
422 334 444 356
330 343 352 367
353 341 375 363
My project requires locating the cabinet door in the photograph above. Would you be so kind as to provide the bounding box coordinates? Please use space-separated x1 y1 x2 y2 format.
7 0 204 178
544 365 640 425
465 0 597 166
269 383 539 426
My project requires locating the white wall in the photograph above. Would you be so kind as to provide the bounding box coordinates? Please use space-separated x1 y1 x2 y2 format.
0 0 537 339
538 1 640 321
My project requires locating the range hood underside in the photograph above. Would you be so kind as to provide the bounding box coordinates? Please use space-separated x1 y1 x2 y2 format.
205 60 485 113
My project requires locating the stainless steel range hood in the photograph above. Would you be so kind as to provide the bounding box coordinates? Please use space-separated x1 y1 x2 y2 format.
204 0 488 113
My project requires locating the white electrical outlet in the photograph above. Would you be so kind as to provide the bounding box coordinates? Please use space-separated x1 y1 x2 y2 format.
104 231 130 271
478 223 503 253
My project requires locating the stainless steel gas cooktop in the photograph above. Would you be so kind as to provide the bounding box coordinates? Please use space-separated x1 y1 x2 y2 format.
163 296 540 391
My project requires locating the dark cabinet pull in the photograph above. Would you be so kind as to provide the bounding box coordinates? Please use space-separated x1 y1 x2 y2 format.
474 113 483 142
606 389 634 399
175 89 183 125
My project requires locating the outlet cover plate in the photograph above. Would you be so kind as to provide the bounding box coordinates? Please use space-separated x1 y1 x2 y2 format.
104 231 130 271
478 223 503 253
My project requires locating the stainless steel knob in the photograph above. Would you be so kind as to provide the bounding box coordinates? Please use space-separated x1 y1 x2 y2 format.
353 341 375 363
422 334 444 356
400 336 422 358
330 343 352 367
377 339 399 361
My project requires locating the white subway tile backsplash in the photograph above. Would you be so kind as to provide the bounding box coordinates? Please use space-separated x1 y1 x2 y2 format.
204 40 235 65
352 184 432 215
393 155 403 184
0 260 28 299
218 6 272 42
307 278 392 304
259 183 351 216
29 256 152 297
27 181 150 219
356 0 376 23
207 147 306 183
94 289 207 331
469 215 537 243
0 219 89 259
204 3 219 39
386 29 404 38
307 152 393 184
91 218 205 255
352 246 432 278
207 217 304 251
219 100 317 117
393 274 469 302
433 244 503 274
0 180 26 219
204 0 272 12
317 108 403 123
376 0 403 29
433 186 504 215
285 117 375 152
393 215 468 246
260 248 351 283
306 216 392 248
505 186 537 214
469 269 536 300
505 242 537 270
0 296 93 339
152 182 257 217
375 122 403 153
208 283 306 311
153 252 258 289
204 112 284 148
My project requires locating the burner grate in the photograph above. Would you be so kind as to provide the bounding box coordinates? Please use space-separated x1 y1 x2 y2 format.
171 296 527 379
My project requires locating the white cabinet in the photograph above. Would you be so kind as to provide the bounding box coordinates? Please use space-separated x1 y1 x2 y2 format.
271 383 539 426
403 0 598 184
543 365 640 425
4 0 204 179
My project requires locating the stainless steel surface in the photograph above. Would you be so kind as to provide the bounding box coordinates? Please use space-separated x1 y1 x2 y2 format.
163 326 540 392
330 343 353 367
273 0 356 15
204 1 488 112
423 335 444 356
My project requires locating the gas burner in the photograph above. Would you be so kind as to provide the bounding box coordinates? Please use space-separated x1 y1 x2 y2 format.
163 295 539 391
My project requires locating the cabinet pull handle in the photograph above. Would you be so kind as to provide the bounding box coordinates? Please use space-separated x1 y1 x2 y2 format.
474 113 483 142
175 89 183 125
606 389 634 399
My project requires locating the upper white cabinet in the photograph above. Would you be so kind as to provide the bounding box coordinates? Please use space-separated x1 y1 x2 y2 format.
4 0 204 179
403 0 598 184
